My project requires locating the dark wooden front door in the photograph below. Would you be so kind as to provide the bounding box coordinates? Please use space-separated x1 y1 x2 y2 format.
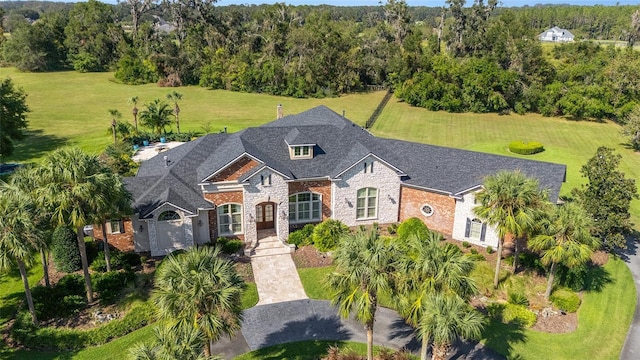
256 202 275 230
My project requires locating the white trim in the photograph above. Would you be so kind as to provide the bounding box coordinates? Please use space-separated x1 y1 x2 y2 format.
400 183 456 198
285 176 331 183
240 165 291 182
420 204 435 217
284 140 316 147
334 153 406 178
356 187 378 220
143 201 195 219
217 203 244 236
200 152 264 183
454 185 484 197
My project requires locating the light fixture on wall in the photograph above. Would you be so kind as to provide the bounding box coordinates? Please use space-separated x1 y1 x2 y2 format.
139 224 144 232
387 194 396 204
198 220 203 226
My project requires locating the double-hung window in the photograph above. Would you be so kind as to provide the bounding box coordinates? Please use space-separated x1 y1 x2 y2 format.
219 204 242 235
289 192 321 222
356 187 378 219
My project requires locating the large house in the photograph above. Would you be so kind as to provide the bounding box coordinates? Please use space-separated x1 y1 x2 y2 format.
95 106 566 256
538 26 575 42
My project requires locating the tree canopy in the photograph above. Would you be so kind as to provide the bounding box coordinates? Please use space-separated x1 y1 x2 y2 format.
0 78 29 158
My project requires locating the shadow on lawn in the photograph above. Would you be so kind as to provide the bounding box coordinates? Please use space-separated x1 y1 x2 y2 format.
5 130 68 163
480 317 527 359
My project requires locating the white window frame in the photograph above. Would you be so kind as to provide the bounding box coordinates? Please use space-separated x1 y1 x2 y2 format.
158 210 181 221
469 218 483 241
290 145 313 159
356 187 378 220
420 204 434 217
108 219 123 234
218 203 243 235
289 192 322 223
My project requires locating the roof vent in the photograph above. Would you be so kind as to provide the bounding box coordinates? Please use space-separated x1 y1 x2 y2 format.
163 155 169 168
277 104 283 119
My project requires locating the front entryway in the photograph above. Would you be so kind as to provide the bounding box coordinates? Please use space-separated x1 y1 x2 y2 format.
255 202 275 230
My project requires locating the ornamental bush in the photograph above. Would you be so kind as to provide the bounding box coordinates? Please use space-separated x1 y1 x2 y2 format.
31 275 86 320
503 303 537 327
93 271 135 305
288 224 315 247
508 141 545 155
51 225 81 273
550 288 581 313
396 217 430 241
312 219 349 252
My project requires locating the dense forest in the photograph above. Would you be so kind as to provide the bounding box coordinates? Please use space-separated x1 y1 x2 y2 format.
1 0 640 121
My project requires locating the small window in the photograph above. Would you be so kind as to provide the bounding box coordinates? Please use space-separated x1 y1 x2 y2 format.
467 218 486 241
108 220 123 234
289 192 322 223
291 145 312 159
260 174 272 186
364 162 367 173
420 204 434 217
158 211 181 221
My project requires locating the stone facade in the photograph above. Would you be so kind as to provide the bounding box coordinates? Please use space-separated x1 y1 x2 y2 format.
452 191 499 248
332 156 401 227
398 186 455 237
93 218 135 252
204 191 244 241
208 156 259 182
243 168 290 245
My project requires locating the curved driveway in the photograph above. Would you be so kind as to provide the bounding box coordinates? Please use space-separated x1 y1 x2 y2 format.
211 299 502 360
621 238 640 360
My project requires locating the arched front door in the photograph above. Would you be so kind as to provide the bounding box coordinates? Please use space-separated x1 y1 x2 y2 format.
256 202 275 230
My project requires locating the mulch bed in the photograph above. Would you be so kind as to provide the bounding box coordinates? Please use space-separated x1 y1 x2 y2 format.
292 245 333 268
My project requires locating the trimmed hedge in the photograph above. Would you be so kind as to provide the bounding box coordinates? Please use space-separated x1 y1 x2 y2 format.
488 303 537 328
396 217 430 241
550 288 581 313
508 141 545 155
216 237 244 254
51 225 81 273
31 275 87 320
312 219 349 252
11 304 154 351
288 224 316 247
93 271 136 305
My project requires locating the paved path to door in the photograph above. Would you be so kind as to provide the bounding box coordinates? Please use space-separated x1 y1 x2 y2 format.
620 237 640 360
251 253 307 305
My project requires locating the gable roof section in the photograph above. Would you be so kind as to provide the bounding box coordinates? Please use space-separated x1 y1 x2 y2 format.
125 105 567 214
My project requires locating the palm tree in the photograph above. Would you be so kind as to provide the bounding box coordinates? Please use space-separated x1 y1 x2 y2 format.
128 96 139 134
0 181 44 324
139 99 174 135
166 91 183 134
10 167 52 287
152 246 245 357
529 203 599 299
34 147 123 302
327 229 398 360
474 170 547 289
130 324 219 360
397 231 478 360
419 293 485 360
97 174 132 272
108 109 122 145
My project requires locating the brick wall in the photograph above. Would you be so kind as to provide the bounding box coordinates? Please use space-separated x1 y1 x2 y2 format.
398 186 455 236
204 191 244 241
93 218 135 252
209 156 258 182
288 180 332 220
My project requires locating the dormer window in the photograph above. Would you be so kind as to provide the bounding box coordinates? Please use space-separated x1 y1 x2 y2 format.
289 145 314 159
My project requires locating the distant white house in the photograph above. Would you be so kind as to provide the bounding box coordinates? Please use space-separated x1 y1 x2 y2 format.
539 26 575 42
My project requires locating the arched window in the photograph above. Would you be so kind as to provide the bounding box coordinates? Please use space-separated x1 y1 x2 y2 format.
218 204 242 235
356 187 378 219
289 192 321 222
158 211 181 221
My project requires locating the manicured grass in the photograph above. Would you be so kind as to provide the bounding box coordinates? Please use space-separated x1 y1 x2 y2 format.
0 68 385 164
481 257 636 360
0 262 43 328
374 99 640 225
298 266 334 300
233 340 417 360
242 282 259 309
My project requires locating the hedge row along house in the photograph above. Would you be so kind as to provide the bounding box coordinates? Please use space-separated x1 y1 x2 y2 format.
94 106 566 256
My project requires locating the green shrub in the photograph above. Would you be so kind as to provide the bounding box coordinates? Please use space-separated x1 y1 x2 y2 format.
556 263 589 292
288 224 315 247
312 219 349 252
51 225 81 273
31 274 87 320
387 223 398 235
503 303 537 327
90 248 139 272
11 305 153 351
550 288 581 313
466 253 486 261
221 240 243 254
470 248 478 254
57 274 85 296
396 217 429 241
486 246 494 254
508 292 530 306
93 271 135 305
508 141 545 155
462 241 471 248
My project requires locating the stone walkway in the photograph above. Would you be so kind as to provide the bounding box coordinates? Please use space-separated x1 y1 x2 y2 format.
250 232 307 305
620 237 640 360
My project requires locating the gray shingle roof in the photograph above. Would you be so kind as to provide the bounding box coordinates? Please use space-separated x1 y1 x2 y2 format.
125 105 566 214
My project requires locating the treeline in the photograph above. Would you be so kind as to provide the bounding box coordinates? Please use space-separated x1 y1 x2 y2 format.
1 1 640 121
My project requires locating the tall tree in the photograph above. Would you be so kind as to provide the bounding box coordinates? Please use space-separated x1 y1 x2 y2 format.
621 105 640 150
573 147 638 251
529 203 599 299
166 91 183 134
0 181 44 324
419 293 485 360
108 109 122 145
152 246 245 357
474 170 547 288
397 231 477 360
327 230 398 360
125 0 156 41
34 147 124 302
139 99 174 135
97 172 131 272
129 96 140 133
0 78 29 159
